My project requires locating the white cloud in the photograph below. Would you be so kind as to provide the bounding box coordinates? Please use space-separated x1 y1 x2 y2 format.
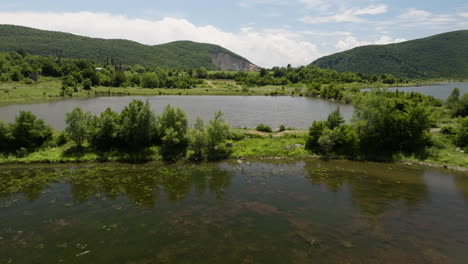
459 12 468 18
300 4 388 24
335 36 406 51
398 9 456 25
0 11 322 67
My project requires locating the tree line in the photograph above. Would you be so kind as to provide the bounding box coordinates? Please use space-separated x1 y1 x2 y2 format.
1 89 467 162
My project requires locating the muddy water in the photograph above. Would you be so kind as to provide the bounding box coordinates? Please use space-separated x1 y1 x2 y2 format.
0 160 467 263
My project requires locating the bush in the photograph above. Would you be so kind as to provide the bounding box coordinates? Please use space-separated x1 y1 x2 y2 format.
279 125 286 132
256 124 272 133
65 107 93 147
158 105 189 162
10 111 53 151
120 100 157 151
455 117 468 147
89 108 119 151
207 111 231 160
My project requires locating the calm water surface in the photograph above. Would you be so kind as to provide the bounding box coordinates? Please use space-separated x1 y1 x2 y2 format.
387 82 468 99
0 96 354 130
1 160 467 263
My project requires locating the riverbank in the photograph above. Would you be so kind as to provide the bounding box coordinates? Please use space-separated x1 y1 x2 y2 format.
0 131 466 171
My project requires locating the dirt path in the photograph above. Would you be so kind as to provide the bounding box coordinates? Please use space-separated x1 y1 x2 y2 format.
206 80 217 89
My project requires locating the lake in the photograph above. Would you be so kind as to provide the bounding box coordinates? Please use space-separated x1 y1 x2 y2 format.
0 96 354 130
384 82 468 99
1 160 467 263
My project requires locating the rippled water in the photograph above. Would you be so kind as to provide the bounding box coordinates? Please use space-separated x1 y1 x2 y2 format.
1 160 467 263
0 96 354 130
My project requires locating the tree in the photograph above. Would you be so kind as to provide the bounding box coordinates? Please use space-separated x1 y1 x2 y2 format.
89 108 119 151
158 105 189 161
455 116 468 148
327 107 344 129
196 67 208 79
65 107 93 147
0 120 10 152
188 117 207 159
119 100 157 151
10 111 53 151
206 111 231 160
354 90 431 159
141 72 159 88
305 121 327 154
453 93 468 117
82 78 92 90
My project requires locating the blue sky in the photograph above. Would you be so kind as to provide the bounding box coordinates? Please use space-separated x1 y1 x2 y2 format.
0 0 467 67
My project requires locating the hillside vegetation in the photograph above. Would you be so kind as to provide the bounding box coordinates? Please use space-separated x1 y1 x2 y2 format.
0 24 256 70
312 30 468 79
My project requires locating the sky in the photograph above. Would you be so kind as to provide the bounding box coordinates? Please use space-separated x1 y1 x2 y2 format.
0 0 467 67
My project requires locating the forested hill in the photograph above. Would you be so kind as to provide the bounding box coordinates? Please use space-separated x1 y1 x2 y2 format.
0 24 258 71
311 30 468 79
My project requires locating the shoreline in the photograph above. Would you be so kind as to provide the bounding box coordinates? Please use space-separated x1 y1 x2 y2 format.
0 156 466 172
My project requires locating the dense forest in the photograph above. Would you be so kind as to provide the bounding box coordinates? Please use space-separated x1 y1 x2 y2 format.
0 25 255 70
312 30 468 79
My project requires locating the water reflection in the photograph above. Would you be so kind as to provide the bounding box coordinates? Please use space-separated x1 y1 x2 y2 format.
0 165 233 208
304 161 429 217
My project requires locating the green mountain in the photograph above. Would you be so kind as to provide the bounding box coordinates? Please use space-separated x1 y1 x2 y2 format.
0 24 258 71
311 30 468 79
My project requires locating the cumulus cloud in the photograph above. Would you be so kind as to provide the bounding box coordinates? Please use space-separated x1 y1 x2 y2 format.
300 4 388 24
335 36 406 51
0 11 322 67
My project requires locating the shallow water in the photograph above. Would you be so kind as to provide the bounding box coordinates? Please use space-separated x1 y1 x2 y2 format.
1 160 467 263
0 96 354 130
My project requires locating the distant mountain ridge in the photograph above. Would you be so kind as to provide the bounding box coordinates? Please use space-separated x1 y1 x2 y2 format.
0 24 258 71
311 30 468 79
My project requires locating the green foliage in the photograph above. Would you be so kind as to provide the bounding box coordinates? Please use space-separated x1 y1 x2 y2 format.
206 111 231 160
312 30 468 78
455 117 468 147
327 107 345 129
158 105 189 161
9 111 53 151
354 90 432 159
65 107 93 147
305 121 328 154
82 78 92 90
89 108 119 151
0 120 10 151
0 25 253 70
256 124 272 133
120 100 157 151
141 72 159 88
188 117 208 159
279 125 287 132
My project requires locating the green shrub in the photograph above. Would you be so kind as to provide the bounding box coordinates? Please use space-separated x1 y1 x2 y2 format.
256 124 272 133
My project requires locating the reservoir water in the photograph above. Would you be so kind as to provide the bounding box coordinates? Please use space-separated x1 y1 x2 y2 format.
1 160 467 263
0 96 354 130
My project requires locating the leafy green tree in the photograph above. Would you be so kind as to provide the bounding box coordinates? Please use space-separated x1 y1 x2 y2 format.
305 121 327 153
327 107 345 129
82 78 92 90
65 107 93 147
188 117 208 159
256 124 272 133
90 108 119 151
113 71 126 87
141 72 159 88
0 120 10 152
453 93 468 117
119 100 157 151
195 67 208 79
354 90 431 159
206 111 231 160
455 116 468 148
158 105 189 161
10 111 53 151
